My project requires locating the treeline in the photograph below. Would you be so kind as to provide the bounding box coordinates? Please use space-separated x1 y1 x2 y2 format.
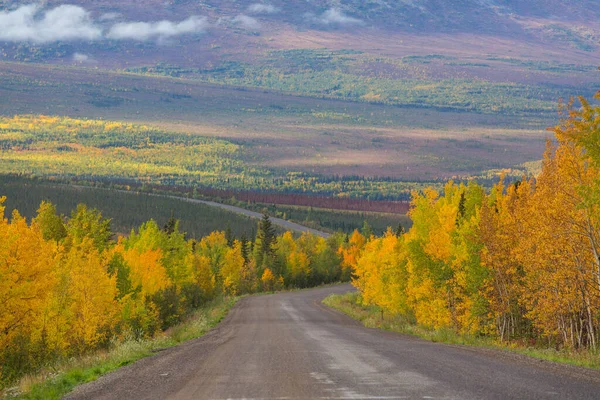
348 95 600 350
0 201 349 386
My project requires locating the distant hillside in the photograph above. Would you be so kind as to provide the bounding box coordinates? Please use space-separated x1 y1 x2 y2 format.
34 0 600 27
1 0 599 44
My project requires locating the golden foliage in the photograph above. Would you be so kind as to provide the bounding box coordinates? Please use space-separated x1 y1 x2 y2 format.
0 201 346 385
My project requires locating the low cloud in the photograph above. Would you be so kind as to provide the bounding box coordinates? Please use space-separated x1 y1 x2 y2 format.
0 4 102 43
232 15 261 30
106 16 209 41
306 8 364 28
99 12 121 22
0 4 209 44
72 52 95 63
247 3 280 15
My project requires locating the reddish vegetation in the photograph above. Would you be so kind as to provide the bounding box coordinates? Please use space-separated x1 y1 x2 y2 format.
152 184 411 214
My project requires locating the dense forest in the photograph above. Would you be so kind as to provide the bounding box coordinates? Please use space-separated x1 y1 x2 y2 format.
0 176 260 238
0 201 350 386
347 94 600 349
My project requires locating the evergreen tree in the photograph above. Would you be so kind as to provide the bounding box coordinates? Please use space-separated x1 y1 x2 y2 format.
395 223 405 237
361 220 373 238
163 214 177 235
258 213 276 256
456 192 466 227
225 223 234 247
254 213 276 273
240 234 249 265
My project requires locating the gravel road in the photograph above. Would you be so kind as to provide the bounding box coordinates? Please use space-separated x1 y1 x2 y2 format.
160 195 330 238
66 284 600 400
69 185 330 237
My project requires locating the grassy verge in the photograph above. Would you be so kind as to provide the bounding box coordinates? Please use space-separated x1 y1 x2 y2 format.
4 296 237 400
323 292 600 370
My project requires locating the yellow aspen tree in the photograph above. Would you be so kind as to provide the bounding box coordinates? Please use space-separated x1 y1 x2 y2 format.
338 229 366 279
479 177 531 341
448 183 486 334
240 258 258 295
0 205 57 365
58 238 119 352
517 140 600 348
276 231 297 280
187 253 215 300
287 250 310 288
352 229 407 316
261 268 276 292
220 240 244 296
122 246 170 297
403 187 453 329
197 231 228 279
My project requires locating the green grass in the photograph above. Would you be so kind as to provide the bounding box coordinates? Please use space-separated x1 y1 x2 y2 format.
323 292 600 370
5 296 237 400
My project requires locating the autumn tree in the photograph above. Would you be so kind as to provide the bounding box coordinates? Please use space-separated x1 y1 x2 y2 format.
65 204 112 253
33 201 66 242
0 203 57 380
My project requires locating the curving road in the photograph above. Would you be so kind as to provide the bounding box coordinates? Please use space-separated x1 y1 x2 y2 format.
158 194 330 238
66 285 600 400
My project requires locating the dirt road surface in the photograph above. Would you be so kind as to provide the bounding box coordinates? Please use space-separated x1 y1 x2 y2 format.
66 285 600 400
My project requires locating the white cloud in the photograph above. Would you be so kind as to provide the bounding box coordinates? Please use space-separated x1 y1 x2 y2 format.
100 12 121 22
72 52 94 63
247 3 280 15
106 16 209 41
0 4 209 44
232 15 261 30
0 4 102 43
306 8 364 28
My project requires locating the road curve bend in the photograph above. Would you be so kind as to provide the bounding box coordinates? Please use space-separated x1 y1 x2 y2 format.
163 195 330 238
66 285 600 400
